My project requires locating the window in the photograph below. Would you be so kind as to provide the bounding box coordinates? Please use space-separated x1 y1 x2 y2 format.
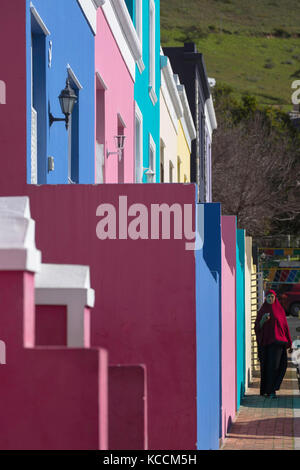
148 0 157 104
160 139 165 183
96 72 107 184
135 103 143 183
118 115 126 184
67 68 81 184
31 7 48 184
177 157 181 183
169 161 174 183
135 0 143 44
148 133 156 183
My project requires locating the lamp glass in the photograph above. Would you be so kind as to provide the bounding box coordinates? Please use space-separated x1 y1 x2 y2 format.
59 79 77 116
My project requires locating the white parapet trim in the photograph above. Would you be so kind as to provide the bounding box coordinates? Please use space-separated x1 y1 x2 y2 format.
0 197 41 273
161 56 183 121
100 0 143 81
35 264 95 348
77 0 103 35
174 74 197 151
205 95 218 139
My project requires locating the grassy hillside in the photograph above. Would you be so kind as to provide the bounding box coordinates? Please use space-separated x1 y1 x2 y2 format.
161 0 300 108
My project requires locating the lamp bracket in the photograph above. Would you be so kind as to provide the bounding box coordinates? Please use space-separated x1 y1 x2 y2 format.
49 112 69 130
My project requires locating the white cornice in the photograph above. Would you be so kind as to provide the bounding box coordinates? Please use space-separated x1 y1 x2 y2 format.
101 0 142 80
35 264 95 348
77 0 101 35
160 56 183 120
30 3 50 35
0 197 41 273
109 0 142 65
174 75 196 146
205 95 217 138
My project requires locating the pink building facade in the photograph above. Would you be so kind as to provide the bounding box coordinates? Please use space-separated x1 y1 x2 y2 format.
95 3 141 184
221 216 237 439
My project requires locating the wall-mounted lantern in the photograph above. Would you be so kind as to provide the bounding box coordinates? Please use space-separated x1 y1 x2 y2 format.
144 168 155 183
107 135 126 161
49 78 77 130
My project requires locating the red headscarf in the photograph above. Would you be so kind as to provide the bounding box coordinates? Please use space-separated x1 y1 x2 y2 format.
255 290 292 348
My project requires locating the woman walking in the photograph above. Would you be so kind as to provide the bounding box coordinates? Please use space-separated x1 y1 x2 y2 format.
255 290 293 398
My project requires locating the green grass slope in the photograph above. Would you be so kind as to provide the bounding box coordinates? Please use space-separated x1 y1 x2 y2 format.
161 0 300 108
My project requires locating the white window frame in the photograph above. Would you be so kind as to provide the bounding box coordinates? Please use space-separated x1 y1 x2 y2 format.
135 0 143 46
67 66 82 184
177 156 182 183
147 133 156 183
135 102 143 183
148 0 157 105
169 161 174 183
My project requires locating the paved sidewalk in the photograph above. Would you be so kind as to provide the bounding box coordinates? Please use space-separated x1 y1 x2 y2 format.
222 359 300 450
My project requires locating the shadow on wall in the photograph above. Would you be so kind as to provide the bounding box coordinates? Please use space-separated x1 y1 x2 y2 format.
0 81 6 104
224 413 233 438
222 217 236 276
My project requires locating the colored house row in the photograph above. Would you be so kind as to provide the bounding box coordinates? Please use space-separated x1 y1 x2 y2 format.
0 0 257 451
0 0 216 200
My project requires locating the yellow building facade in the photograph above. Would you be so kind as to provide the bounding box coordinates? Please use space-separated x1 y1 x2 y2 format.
160 55 196 183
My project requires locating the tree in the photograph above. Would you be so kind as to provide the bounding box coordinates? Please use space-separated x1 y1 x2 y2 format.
212 109 300 237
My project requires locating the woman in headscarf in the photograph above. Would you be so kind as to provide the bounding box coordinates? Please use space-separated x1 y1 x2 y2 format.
255 290 293 398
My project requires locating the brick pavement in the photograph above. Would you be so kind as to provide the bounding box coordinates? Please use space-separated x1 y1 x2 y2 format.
222 358 300 450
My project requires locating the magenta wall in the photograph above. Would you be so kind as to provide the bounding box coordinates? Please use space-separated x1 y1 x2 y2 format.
221 216 237 438
0 271 108 449
0 184 198 450
36 305 67 346
0 0 26 188
109 365 148 450
95 9 135 183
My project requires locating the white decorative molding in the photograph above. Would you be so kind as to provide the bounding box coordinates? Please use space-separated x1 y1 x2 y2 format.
101 0 142 81
160 56 183 119
31 107 38 184
67 64 83 90
0 197 41 273
96 71 108 90
77 0 100 35
174 74 197 150
35 264 95 348
135 101 144 183
30 2 50 35
110 0 142 63
205 95 217 139
101 1 135 80
149 86 158 106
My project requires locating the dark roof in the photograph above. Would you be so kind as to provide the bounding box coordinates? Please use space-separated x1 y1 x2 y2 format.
163 43 210 101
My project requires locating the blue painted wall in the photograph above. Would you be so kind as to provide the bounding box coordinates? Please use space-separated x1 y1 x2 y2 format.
236 229 246 409
125 0 161 182
195 203 222 449
26 0 95 184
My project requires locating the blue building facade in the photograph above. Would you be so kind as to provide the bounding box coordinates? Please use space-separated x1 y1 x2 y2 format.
26 0 96 184
196 202 222 449
125 0 161 183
